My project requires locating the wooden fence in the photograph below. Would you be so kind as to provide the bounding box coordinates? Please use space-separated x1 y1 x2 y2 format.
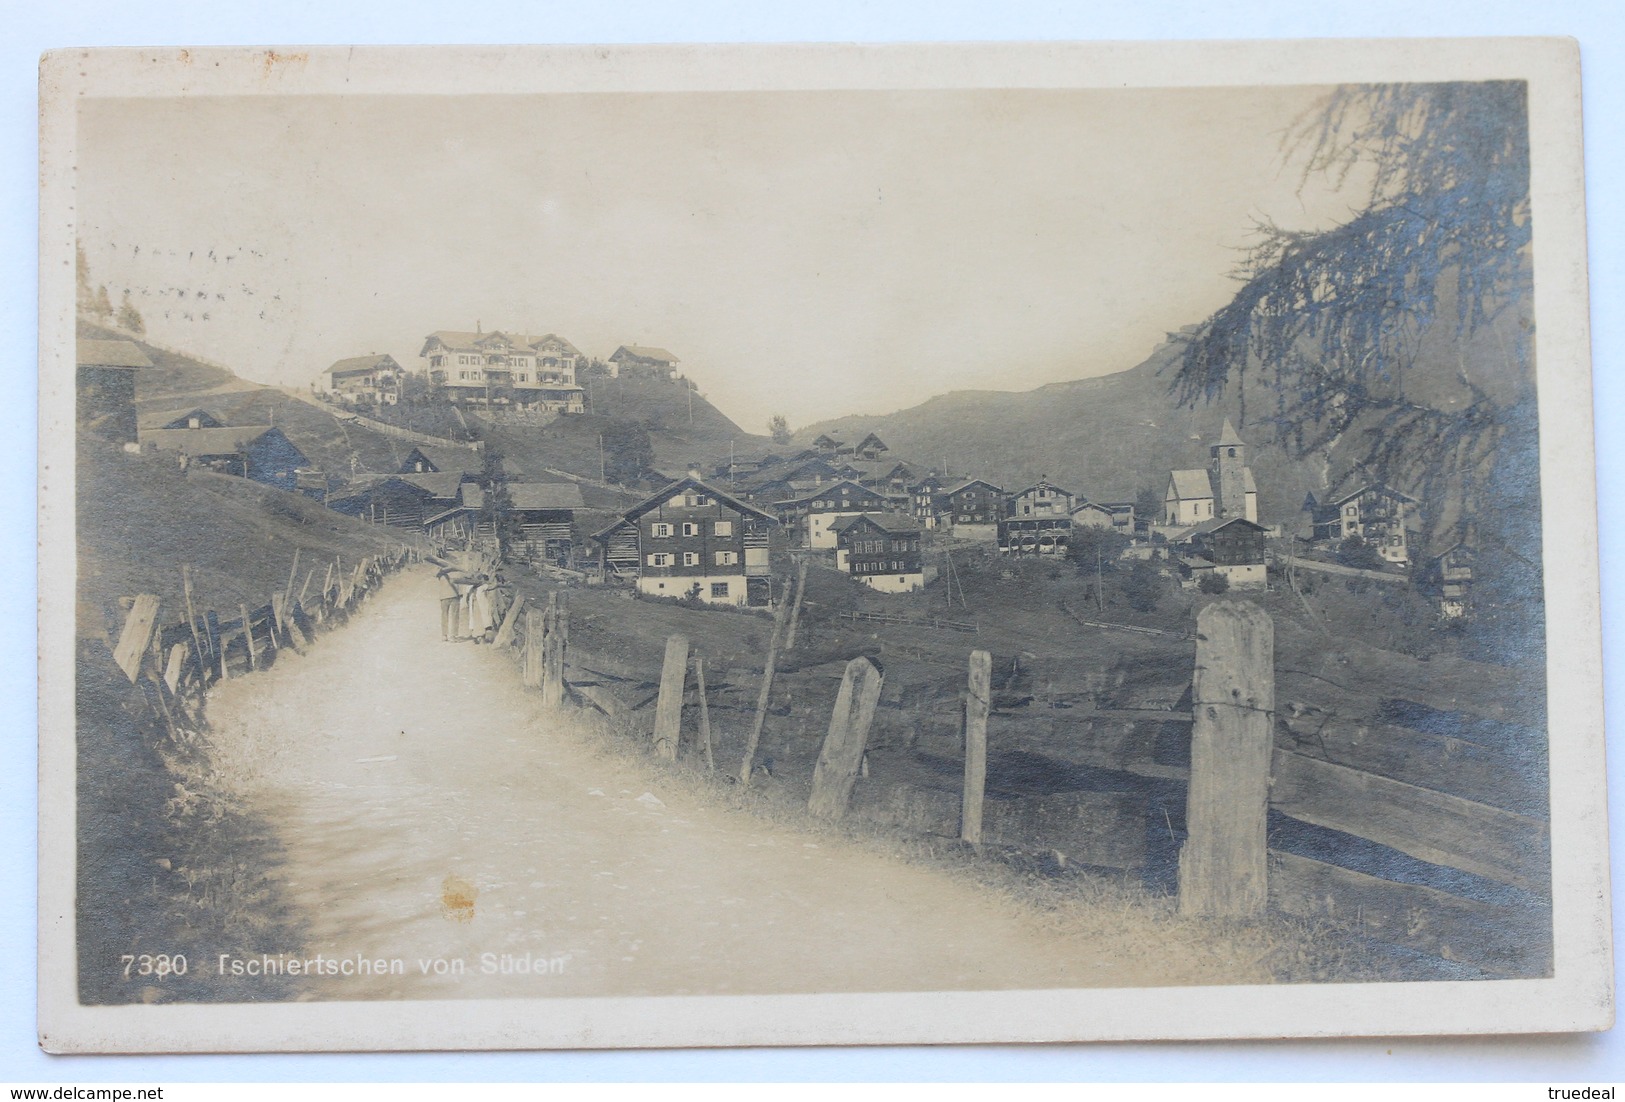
487 573 1550 979
108 545 423 715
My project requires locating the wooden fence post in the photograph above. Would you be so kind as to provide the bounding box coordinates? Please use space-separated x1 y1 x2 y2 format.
541 594 568 709
784 560 809 649
808 656 885 819
653 634 690 761
110 596 159 682
239 603 258 671
1179 600 1274 919
493 594 526 649
695 655 715 770
739 580 792 785
522 608 543 688
962 648 992 844
181 565 210 677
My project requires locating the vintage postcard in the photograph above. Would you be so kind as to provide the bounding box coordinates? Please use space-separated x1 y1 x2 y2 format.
37 38 1609 1052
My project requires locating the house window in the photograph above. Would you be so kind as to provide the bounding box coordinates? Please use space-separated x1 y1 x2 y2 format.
682 522 700 537
651 522 673 538
648 553 671 567
711 582 730 598
682 552 700 566
715 551 738 566
713 520 733 537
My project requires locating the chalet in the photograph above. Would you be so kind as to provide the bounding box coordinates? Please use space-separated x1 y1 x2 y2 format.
778 478 892 549
320 354 404 405
329 475 441 529
590 476 777 607
395 471 466 513
908 473 951 529
400 445 485 481
1175 517 1267 589
420 329 585 411
833 513 924 593
998 480 1076 556
139 425 309 491
1419 543 1475 618
77 338 154 445
608 345 680 381
1305 484 1417 565
1072 500 1137 534
460 481 585 564
942 478 1006 540
1163 420 1259 527
812 434 844 454
853 433 889 461
140 407 224 431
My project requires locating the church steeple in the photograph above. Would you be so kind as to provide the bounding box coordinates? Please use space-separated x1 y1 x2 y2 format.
1210 419 1252 521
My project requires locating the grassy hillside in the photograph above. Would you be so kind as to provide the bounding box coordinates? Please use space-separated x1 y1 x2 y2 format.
76 438 409 636
475 374 769 486
800 339 1324 524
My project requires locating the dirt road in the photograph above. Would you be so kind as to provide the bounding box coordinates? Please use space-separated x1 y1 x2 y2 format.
204 568 1267 1000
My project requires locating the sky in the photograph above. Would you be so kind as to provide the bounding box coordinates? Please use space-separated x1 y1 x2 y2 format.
77 84 1371 432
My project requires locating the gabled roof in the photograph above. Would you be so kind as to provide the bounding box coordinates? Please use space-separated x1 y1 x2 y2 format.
396 472 466 499
509 483 585 511
1326 483 1418 508
77 338 153 369
831 511 921 536
607 476 777 533
140 425 296 457
401 445 484 476
780 478 886 506
854 432 888 452
325 354 399 375
812 434 843 449
529 333 581 357
1013 481 1075 500
139 406 224 430
610 344 679 364
943 478 1005 496
1169 515 1266 543
1168 469 1214 500
1071 501 1115 516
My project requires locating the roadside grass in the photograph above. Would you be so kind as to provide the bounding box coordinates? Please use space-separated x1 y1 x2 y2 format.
553 698 1383 988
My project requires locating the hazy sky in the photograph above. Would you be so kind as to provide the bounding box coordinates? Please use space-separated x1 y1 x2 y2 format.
77 86 1368 430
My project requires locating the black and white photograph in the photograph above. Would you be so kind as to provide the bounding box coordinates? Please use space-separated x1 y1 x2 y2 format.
35 37 1609 1053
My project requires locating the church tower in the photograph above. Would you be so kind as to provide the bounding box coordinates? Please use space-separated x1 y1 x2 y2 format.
1210 419 1256 522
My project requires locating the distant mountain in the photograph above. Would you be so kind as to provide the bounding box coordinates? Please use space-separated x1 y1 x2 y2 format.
799 338 1325 523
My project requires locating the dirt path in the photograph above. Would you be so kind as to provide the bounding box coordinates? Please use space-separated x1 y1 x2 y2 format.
204 568 1266 1000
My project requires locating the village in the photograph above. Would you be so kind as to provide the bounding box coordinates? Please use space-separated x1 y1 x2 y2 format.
78 322 1472 623
69 304 1549 1002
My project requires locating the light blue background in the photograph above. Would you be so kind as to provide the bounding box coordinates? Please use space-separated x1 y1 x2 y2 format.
6 0 1622 1084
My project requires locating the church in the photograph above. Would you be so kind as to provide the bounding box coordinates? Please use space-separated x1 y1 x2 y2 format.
1162 420 1259 526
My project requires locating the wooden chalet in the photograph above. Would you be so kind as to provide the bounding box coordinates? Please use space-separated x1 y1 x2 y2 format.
608 344 680 381
320 353 404 405
777 478 893 548
459 481 585 564
1173 516 1267 588
942 478 1006 538
853 433 889 461
77 338 154 445
591 476 777 607
832 512 924 593
1420 543 1475 618
330 475 443 529
1305 483 1417 565
139 425 309 491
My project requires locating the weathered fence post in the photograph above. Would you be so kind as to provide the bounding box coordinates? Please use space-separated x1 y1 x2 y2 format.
695 655 715 770
541 594 568 709
239 603 258 671
181 565 210 679
784 560 809 649
962 648 992 844
493 593 526 649
653 634 690 761
739 580 792 785
112 594 161 683
522 608 543 688
808 656 885 820
1179 600 1275 918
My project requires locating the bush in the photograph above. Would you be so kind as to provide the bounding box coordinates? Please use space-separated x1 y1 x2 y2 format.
1198 571 1230 595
